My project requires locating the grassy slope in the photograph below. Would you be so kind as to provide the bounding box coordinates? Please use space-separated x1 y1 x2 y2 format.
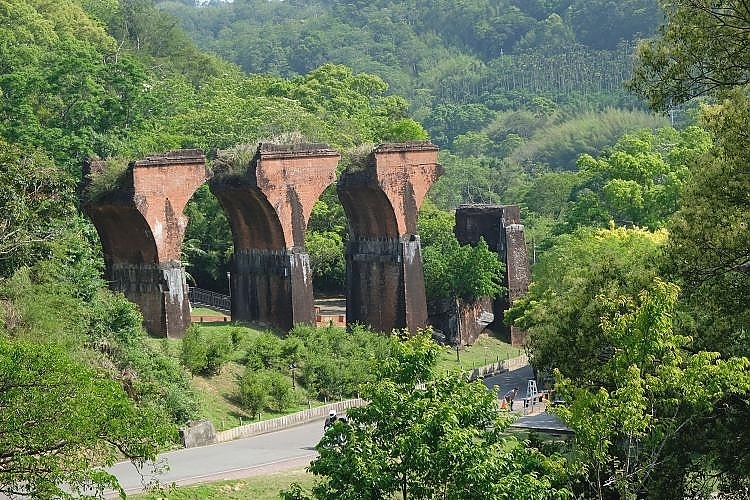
136 318 523 498
155 311 522 431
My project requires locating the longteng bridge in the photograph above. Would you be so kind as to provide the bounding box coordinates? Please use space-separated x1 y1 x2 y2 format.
82 142 442 338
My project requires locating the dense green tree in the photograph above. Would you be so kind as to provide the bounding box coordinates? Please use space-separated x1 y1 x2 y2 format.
568 0 660 50
629 1 750 110
554 279 750 497
422 237 505 302
513 13 576 53
0 0 153 168
180 324 232 375
427 153 505 209
305 231 345 294
244 331 284 371
183 184 232 292
238 368 269 417
418 201 506 303
163 0 651 146
666 90 750 359
507 226 666 383
289 324 392 400
507 109 669 172
2 261 201 423
0 141 77 278
0 337 174 498
628 2 750 363
522 171 578 219
415 200 455 248
559 126 711 231
292 331 573 500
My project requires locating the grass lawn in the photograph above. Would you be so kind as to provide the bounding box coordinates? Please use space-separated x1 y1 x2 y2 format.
191 306 228 316
436 331 524 373
132 468 316 500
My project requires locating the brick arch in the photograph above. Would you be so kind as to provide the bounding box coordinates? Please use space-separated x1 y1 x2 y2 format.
337 142 442 333
83 142 442 338
209 143 340 330
213 186 286 250
82 150 210 338
338 186 399 239
86 205 158 265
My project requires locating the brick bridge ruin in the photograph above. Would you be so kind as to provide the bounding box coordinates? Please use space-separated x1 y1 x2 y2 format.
454 204 531 346
82 142 442 338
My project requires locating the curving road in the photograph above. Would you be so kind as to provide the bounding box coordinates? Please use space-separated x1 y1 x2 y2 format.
105 420 326 497
105 364 569 497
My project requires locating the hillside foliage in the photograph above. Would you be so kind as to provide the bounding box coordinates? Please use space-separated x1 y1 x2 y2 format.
5 0 750 497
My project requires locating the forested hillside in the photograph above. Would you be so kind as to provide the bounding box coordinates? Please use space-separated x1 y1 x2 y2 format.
6 0 750 497
153 0 679 291
160 0 664 153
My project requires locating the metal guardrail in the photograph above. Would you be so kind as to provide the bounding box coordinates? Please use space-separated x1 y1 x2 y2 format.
188 287 230 314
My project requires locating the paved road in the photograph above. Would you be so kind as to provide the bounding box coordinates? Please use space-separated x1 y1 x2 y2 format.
102 364 569 496
105 420 326 497
483 365 572 433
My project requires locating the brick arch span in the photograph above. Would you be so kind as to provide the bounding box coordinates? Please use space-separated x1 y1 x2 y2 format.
338 186 399 239
209 143 340 331
213 186 286 250
83 142 442 338
82 150 209 338
338 142 442 333
86 205 158 265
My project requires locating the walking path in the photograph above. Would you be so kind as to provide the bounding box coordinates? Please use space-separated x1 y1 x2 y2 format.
483 364 572 434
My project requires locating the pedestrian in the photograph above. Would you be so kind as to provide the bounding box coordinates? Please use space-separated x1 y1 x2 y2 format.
504 388 518 410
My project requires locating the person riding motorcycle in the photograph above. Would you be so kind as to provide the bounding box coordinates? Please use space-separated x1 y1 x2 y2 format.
324 409 337 430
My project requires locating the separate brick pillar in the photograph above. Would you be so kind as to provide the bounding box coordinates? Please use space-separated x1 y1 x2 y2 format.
82 150 209 338
454 204 531 346
338 142 442 333
210 144 339 331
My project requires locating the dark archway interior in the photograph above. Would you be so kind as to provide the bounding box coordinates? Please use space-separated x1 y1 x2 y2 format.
338 185 399 240
88 205 158 266
212 186 285 251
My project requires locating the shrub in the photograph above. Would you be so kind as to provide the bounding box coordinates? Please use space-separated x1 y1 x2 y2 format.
245 331 284 370
180 324 232 376
265 371 296 411
289 324 390 400
238 369 268 417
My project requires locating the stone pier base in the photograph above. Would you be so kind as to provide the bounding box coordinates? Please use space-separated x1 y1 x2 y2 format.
232 248 314 331
109 262 191 338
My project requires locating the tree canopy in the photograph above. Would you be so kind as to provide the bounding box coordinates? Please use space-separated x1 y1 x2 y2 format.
292 331 572 500
559 126 711 231
507 226 667 384
0 337 174 499
629 1 750 110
